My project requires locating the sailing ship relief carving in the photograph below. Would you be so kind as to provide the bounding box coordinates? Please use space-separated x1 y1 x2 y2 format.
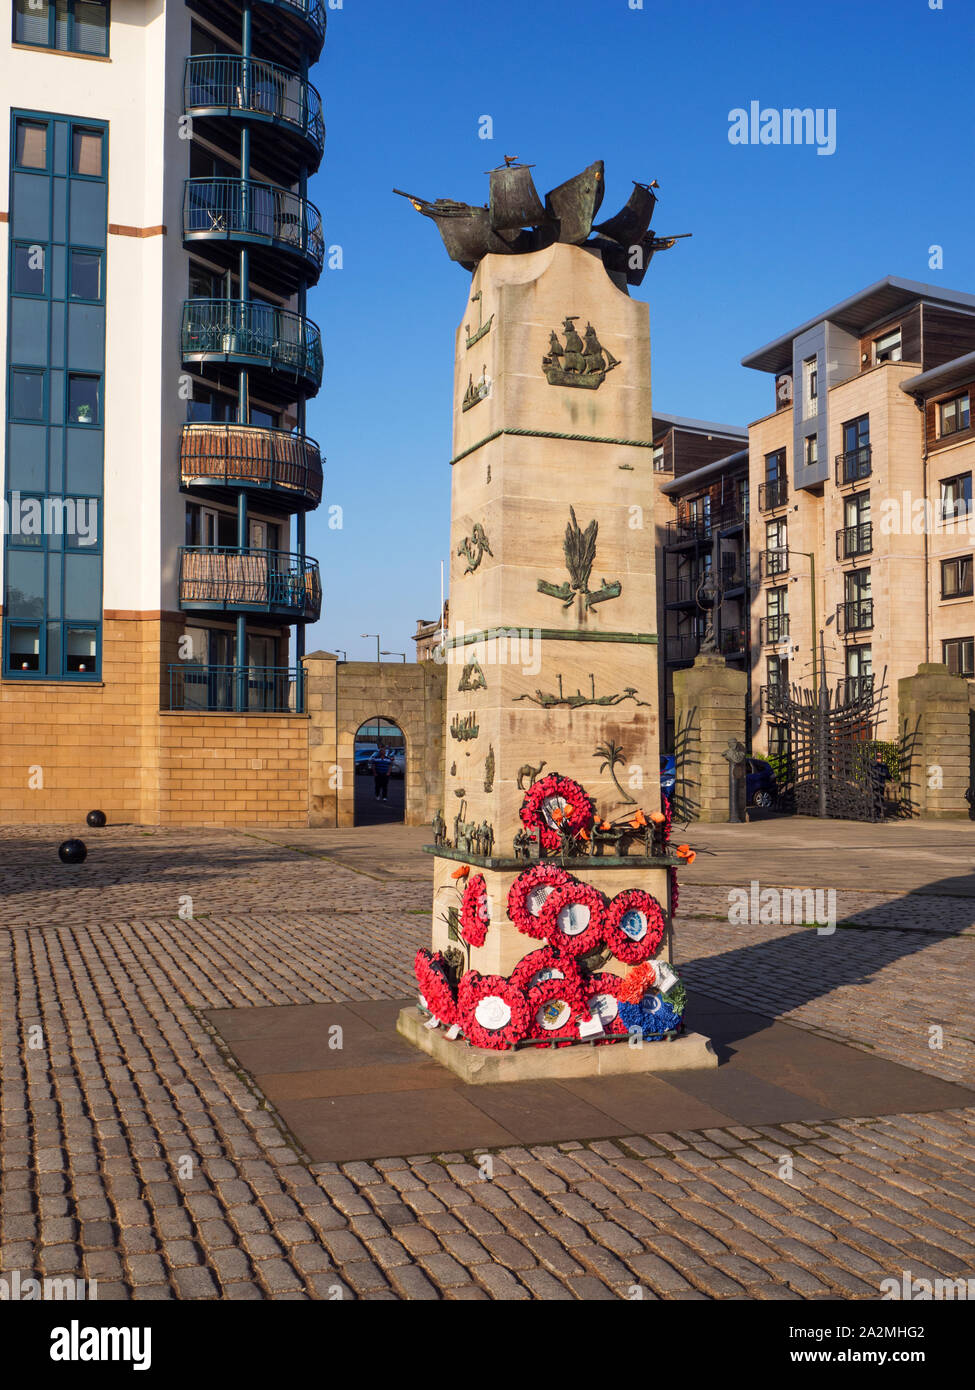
542 316 620 389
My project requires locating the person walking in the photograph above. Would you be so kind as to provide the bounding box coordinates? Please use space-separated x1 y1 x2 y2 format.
373 747 392 803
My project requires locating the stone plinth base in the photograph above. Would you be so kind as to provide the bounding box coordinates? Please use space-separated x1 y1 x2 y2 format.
397 1006 717 1084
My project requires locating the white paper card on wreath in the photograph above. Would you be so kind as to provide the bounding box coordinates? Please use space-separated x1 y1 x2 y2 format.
653 959 678 993
444 1023 461 1040
578 1013 605 1039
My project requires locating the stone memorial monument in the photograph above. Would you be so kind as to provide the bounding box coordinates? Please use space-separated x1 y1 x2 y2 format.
395 160 715 1080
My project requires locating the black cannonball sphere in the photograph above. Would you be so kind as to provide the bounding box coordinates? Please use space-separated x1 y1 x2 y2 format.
86 810 107 828
58 839 88 865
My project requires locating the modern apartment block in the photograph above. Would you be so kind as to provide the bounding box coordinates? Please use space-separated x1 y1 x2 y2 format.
652 413 748 750
1 0 326 824
743 277 975 751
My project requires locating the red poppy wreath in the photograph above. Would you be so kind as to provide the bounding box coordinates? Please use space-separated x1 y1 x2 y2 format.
414 948 459 1027
506 863 573 939
510 944 573 994
603 889 666 964
458 972 529 1050
526 966 587 1042
577 970 628 1039
460 873 490 948
536 881 607 957
519 773 595 854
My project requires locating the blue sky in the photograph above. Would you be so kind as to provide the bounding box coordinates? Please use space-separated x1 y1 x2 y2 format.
302 0 975 661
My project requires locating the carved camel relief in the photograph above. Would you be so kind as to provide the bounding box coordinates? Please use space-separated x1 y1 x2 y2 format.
516 760 546 790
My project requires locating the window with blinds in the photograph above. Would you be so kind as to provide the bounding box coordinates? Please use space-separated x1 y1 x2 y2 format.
13 0 109 56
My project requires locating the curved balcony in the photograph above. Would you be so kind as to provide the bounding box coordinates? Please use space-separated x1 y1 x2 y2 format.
178 546 322 622
183 179 324 287
181 299 323 399
180 422 323 510
184 55 325 177
188 0 326 63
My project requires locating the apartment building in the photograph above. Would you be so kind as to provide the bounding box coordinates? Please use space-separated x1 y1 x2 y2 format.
743 277 975 751
652 414 748 750
1 0 326 823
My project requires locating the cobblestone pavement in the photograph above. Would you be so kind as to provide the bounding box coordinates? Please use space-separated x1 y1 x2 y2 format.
1 825 973 1300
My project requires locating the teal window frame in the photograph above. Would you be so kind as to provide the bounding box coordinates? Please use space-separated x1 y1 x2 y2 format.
9 367 48 422
13 117 49 170
68 246 104 302
11 241 49 298
12 0 110 58
70 123 107 180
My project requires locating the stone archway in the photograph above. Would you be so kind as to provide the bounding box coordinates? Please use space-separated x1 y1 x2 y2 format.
304 651 446 828
352 715 406 825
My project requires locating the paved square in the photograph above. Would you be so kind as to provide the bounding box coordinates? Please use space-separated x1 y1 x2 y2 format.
1 821 973 1300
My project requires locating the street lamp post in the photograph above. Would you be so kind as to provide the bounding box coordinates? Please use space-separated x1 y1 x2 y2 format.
381 651 406 662
361 633 380 666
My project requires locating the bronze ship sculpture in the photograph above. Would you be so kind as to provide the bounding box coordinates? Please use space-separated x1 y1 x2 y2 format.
394 159 690 285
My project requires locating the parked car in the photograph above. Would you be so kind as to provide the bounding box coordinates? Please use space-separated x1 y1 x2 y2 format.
660 754 676 799
745 757 778 808
356 748 406 779
354 744 380 775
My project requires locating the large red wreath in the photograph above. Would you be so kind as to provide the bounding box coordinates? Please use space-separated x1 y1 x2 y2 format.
460 873 490 947
512 945 579 995
603 888 666 964
458 972 529 1051
414 948 459 1027
536 881 606 957
519 773 595 854
577 970 628 1039
506 863 572 939
526 967 587 1043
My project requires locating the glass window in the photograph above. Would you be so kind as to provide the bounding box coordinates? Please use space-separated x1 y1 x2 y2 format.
943 637 974 679
874 328 902 364
804 434 818 465
653 444 665 472
940 394 971 438
15 0 108 55
941 556 973 600
12 243 46 295
15 119 48 168
72 128 103 177
73 0 108 55
65 625 97 673
7 624 42 672
940 473 972 520
69 249 102 300
765 449 785 482
67 374 99 424
11 369 45 420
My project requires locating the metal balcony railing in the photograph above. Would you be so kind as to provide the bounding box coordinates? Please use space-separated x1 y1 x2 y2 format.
837 598 873 634
836 522 873 560
179 423 323 506
257 0 327 43
838 674 875 703
760 613 790 644
181 299 323 390
720 561 745 589
761 548 789 579
758 478 788 510
664 634 702 663
184 55 325 159
719 626 747 655
166 664 305 713
664 575 702 605
835 444 872 486
760 682 788 715
183 178 325 275
178 546 322 621
664 505 744 545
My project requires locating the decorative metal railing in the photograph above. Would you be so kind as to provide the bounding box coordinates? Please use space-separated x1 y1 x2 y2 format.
183 178 325 274
181 299 323 388
178 546 322 620
835 445 872 486
837 598 874 634
166 663 305 713
179 423 323 504
184 55 325 157
664 634 702 662
758 478 788 510
761 547 789 578
836 522 872 560
719 626 747 655
256 0 326 43
760 613 790 644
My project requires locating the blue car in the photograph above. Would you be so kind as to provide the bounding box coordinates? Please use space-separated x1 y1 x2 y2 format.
745 757 778 808
660 754 676 799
